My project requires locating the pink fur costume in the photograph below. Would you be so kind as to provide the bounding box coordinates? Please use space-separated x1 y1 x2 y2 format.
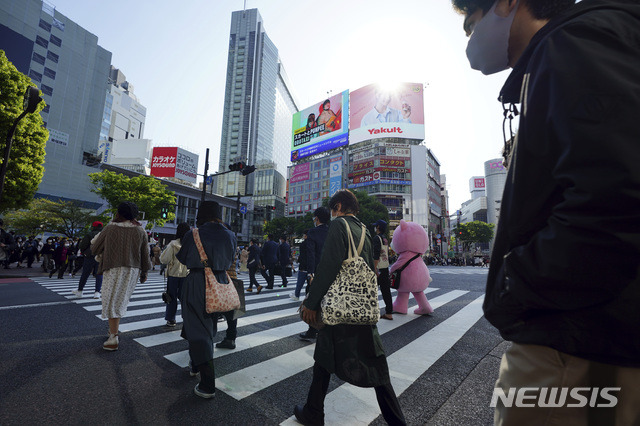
389 220 433 315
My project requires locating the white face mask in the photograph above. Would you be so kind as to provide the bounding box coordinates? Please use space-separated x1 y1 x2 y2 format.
466 0 519 75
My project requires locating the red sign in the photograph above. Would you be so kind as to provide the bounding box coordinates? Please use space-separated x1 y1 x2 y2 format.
353 160 375 171
150 147 178 178
474 178 486 189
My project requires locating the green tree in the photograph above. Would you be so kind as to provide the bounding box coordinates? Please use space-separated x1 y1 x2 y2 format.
321 191 390 236
453 221 495 252
3 198 98 238
263 216 298 240
89 170 176 228
0 51 49 212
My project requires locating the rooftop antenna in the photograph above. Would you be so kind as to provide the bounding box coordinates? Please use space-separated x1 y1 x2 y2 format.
243 0 247 16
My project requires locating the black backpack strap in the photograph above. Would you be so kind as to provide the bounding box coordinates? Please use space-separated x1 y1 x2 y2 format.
396 254 421 273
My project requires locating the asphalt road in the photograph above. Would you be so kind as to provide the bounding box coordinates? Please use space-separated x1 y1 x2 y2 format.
0 266 506 425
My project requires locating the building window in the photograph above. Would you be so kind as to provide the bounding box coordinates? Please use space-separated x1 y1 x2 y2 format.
38 19 52 32
46 51 59 63
28 70 43 82
32 52 46 65
35 35 49 48
49 34 62 47
41 85 53 96
43 67 56 79
42 104 50 113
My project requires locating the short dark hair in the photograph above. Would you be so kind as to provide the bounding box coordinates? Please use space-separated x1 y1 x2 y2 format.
176 222 190 243
328 190 359 215
280 235 286 241
268 234 275 241
313 207 330 224
197 201 221 226
117 201 139 221
452 0 575 20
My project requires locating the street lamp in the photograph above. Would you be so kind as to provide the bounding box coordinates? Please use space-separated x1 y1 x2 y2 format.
0 86 43 201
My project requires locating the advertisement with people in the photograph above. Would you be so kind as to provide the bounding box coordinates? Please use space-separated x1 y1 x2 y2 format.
349 82 425 144
291 90 349 161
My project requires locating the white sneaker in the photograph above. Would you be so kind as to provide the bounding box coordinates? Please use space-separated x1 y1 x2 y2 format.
71 290 82 298
289 293 300 302
93 292 101 299
103 333 118 351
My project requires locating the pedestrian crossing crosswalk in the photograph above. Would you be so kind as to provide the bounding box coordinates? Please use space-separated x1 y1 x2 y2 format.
33 270 487 425
428 266 490 275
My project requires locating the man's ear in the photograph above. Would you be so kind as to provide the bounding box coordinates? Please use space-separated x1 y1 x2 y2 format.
495 0 518 17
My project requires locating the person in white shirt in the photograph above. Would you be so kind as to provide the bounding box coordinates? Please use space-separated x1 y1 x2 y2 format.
360 88 412 127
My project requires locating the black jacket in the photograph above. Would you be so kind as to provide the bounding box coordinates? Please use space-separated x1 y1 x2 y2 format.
485 0 640 367
247 244 261 269
277 241 291 267
298 239 309 271
260 240 278 267
306 224 329 274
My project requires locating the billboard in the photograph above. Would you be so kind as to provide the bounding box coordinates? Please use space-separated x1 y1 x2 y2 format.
150 147 199 183
291 90 349 161
290 162 311 184
349 83 425 144
329 155 343 196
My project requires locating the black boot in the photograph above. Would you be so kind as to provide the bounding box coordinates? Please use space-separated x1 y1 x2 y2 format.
294 404 324 426
194 360 216 398
216 339 236 349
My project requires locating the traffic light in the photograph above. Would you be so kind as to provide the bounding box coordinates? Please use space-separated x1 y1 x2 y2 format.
241 165 256 176
266 205 276 211
229 161 245 172
161 206 169 219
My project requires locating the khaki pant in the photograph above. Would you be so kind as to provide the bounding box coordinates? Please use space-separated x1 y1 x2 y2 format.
495 343 640 426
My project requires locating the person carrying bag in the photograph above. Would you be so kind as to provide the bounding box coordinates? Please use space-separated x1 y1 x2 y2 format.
296 190 406 425
176 201 237 399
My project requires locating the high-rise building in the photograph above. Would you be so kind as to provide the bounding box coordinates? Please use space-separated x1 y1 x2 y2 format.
484 157 508 229
216 9 298 211
1 0 112 208
104 66 146 141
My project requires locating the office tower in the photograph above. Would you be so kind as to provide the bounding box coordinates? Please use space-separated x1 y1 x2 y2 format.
216 8 298 207
0 0 112 207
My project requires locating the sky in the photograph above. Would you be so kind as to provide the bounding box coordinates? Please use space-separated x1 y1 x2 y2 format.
50 0 513 212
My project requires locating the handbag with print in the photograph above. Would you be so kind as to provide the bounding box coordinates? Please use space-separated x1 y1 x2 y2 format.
320 219 380 326
192 228 241 314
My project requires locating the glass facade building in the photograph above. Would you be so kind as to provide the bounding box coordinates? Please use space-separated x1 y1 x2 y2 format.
217 8 298 201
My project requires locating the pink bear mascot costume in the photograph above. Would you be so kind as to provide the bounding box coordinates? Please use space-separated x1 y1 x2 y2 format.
389 220 433 315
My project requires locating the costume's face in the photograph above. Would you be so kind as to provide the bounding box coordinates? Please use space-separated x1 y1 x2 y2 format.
323 102 330 110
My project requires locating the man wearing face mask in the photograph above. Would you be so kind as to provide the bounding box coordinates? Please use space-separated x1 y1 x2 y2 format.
453 0 640 424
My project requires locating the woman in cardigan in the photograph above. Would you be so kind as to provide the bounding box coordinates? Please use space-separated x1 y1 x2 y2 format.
91 201 151 351
160 222 190 327
176 201 236 398
297 190 406 425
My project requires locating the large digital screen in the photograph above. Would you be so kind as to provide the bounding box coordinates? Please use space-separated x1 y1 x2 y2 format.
349 83 425 144
291 90 349 161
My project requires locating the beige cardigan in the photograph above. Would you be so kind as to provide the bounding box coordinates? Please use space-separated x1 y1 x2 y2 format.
91 221 152 274
159 239 188 278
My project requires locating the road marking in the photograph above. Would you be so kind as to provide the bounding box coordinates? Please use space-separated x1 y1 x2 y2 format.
217 290 466 400
0 300 74 310
280 294 485 425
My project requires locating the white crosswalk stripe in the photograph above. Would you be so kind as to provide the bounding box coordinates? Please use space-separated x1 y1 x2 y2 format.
428 266 490 275
32 269 486 425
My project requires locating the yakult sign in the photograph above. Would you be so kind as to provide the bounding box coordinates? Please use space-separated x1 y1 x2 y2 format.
150 147 199 184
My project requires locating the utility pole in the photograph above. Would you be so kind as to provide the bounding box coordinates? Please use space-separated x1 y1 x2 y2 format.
200 148 209 203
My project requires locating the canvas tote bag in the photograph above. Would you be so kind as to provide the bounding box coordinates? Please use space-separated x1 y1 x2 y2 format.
320 218 380 326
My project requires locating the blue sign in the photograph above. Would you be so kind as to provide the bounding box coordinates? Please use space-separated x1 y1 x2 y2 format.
206 175 213 185
240 206 247 214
